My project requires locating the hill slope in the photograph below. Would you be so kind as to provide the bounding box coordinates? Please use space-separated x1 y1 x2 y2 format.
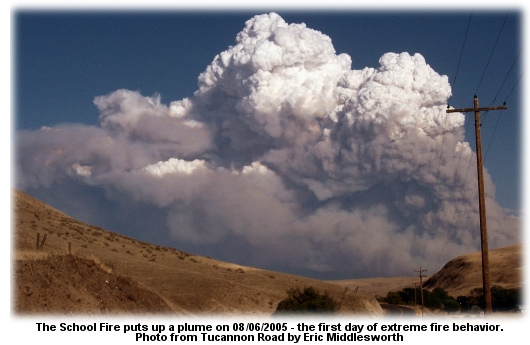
12 189 383 315
422 243 523 297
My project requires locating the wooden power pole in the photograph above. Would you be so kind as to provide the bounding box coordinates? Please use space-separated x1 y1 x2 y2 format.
414 267 427 317
446 96 507 315
414 282 418 306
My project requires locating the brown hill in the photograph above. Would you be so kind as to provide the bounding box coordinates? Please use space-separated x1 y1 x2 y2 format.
12 189 383 316
422 243 523 297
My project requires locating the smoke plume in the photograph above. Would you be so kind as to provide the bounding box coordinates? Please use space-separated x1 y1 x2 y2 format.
16 13 519 278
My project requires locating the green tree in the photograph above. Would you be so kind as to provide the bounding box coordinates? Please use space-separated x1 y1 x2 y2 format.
385 291 403 305
468 287 485 310
491 285 521 311
456 295 470 312
456 286 521 313
275 286 338 314
422 289 443 309
399 288 418 305
432 287 450 301
443 298 460 313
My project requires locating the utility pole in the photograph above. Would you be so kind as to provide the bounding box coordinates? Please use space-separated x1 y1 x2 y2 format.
446 96 507 315
414 282 418 306
414 267 427 318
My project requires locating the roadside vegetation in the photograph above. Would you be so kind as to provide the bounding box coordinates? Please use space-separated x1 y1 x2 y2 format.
456 286 522 312
275 286 338 314
377 286 522 313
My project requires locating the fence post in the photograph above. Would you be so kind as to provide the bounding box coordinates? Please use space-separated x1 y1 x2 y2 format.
39 233 47 250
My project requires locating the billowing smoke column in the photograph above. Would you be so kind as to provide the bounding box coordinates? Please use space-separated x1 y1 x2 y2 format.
17 13 519 278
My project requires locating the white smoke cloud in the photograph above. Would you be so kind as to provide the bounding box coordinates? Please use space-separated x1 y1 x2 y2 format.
16 13 519 278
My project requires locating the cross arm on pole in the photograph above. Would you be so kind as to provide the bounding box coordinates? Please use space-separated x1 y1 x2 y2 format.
446 105 507 113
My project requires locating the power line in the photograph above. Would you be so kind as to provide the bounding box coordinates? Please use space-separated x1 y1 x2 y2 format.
504 71 523 103
449 11 473 103
475 12 509 95
482 46 521 125
483 110 504 162
492 46 522 104
483 72 522 164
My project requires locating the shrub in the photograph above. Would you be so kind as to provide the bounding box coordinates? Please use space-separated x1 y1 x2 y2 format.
275 286 338 314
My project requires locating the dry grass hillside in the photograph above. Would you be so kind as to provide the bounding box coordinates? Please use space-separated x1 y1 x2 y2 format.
422 243 523 297
12 189 383 316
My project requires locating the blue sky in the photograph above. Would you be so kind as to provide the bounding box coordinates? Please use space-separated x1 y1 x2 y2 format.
12 7 523 279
